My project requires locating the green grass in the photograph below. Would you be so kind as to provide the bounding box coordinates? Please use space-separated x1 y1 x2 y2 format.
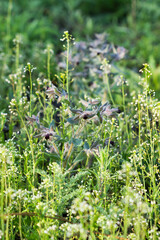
0 32 160 239
0 1 160 239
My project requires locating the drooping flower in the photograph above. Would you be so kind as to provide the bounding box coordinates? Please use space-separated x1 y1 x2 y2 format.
34 126 57 140
100 102 118 117
70 108 96 121
80 98 100 108
46 84 61 99
26 113 40 126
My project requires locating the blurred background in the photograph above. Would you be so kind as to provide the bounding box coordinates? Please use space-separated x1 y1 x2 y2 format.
0 0 160 98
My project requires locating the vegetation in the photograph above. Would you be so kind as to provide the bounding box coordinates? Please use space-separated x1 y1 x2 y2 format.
0 0 160 239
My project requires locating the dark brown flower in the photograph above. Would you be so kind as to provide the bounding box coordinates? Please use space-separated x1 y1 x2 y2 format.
71 108 96 121
34 126 57 140
46 84 61 99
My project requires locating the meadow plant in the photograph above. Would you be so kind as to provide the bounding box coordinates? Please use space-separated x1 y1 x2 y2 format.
0 33 160 240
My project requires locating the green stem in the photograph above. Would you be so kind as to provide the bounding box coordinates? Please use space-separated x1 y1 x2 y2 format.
122 79 130 145
66 38 69 99
106 72 115 106
19 203 22 240
1 159 5 240
16 107 35 188
28 64 32 117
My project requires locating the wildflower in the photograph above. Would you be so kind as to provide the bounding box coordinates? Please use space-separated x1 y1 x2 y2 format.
89 33 107 48
112 46 127 60
89 46 108 57
46 84 61 99
74 41 87 51
100 102 118 117
0 230 4 239
58 61 66 69
80 98 100 108
26 113 40 126
104 137 115 146
57 89 68 103
70 108 96 120
34 126 57 140
91 102 118 124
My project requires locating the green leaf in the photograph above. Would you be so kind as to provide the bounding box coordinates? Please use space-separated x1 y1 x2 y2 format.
73 150 86 163
67 117 79 125
70 138 82 146
49 120 55 129
97 111 102 123
66 151 87 173
43 152 61 161
35 168 47 178
84 141 90 150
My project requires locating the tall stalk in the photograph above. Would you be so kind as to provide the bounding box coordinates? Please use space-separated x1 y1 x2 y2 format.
27 63 33 117
46 44 53 81
60 31 74 99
